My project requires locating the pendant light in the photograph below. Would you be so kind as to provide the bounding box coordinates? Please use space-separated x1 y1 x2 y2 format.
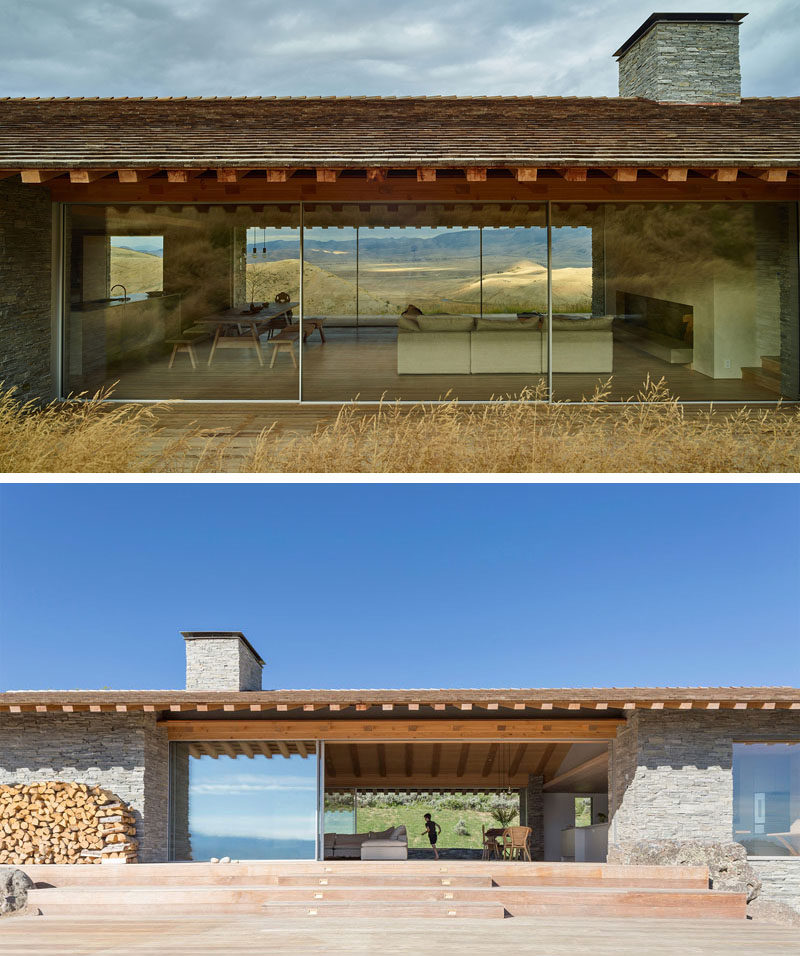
252 228 257 256
262 228 267 256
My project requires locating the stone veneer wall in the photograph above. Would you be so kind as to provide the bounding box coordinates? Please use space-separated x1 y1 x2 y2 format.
0 179 54 401
185 637 262 692
618 20 742 103
749 859 800 912
609 710 800 912
168 743 192 861
0 713 169 863
754 203 800 399
518 773 544 860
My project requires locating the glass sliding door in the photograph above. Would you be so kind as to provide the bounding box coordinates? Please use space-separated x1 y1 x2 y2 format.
301 202 547 401
64 204 300 400
551 202 800 403
168 740 318 861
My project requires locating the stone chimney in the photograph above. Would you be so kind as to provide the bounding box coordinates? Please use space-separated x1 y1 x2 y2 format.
182 631 264 691
614 12 747 104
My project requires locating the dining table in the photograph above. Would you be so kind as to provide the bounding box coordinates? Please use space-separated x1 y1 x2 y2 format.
197 302 299 367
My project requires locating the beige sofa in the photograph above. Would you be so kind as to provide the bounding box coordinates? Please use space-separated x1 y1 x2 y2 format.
397 315 614 374
325 825 408 860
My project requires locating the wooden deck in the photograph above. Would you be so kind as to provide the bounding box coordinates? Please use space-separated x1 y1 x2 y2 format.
70 328 781 405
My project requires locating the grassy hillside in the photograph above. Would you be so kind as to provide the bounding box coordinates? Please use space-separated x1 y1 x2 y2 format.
344 802 519 850
109 247 163 295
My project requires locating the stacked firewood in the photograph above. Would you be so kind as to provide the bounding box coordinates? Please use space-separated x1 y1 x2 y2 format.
0 782 138 864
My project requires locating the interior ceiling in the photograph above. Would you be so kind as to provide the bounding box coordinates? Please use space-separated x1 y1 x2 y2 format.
324 741 608 793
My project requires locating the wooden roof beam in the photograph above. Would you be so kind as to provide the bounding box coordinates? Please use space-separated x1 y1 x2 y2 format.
465 167 487 182
509 743 528 777
265 168 291 182
117 169 158 183
456 743 470 778
431 743 441 778
515 167 538 181
220 741 238 759
366 167 388 182
276 740 291 758
216 168 252 183
239 741 256 759
296 741 309 758
711 167 739 182
654 167 688 182
316 168 341 183
481 742 499 777
606 167 638 182
756 168 788 182
68 169 113 184
404 742 413 777
377 743 386 777
20 170 65 184
166 169 204 183
542 743 571 781
561 168 588 182
416 167 436 182
349 744 361 777
0 170 18 180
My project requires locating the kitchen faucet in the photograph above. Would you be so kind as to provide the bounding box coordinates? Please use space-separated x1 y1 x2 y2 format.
110 284 128 301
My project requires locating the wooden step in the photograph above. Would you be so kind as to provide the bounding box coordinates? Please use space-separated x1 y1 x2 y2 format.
275 872 492 887
19 861 710 890
741 365 782 394
761 355 781 376
260 901 506 919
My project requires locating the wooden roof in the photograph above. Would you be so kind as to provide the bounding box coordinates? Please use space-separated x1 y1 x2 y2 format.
1 687 797 714
0 96 798 171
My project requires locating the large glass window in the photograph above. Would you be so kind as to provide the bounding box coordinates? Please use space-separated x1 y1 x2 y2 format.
301 203 548 402
733 742 800 857
168 740 318 861
62 201 798 404
551 202 800 402
64 205 300 400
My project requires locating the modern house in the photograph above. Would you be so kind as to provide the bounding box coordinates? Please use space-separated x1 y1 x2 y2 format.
0 630 798 918
0 11 797 406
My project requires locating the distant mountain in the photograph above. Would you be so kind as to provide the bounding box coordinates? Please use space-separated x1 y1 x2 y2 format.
247 228 591 268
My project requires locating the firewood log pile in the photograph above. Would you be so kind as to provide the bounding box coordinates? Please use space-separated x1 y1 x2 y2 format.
0 782 138 864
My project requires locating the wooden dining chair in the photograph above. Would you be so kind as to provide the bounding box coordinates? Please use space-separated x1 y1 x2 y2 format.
481 826 502 861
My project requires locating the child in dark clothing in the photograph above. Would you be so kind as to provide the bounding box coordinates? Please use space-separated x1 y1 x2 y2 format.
422 813 442 860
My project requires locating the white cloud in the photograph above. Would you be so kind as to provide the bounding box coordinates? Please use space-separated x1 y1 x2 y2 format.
191 813 316 839
0 1 797 97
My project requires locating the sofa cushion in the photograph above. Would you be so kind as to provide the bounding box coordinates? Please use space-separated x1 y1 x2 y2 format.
475 317 540 332
397 315 421 331
417 315 475 332
390 826 407 841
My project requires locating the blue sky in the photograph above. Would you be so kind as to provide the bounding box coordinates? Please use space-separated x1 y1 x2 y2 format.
1 483 798 692
1 2 798 98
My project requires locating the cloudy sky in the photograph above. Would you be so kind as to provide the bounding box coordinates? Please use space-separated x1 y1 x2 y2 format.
2 0 798 99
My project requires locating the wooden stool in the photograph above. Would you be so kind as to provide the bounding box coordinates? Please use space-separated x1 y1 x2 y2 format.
167 339 200 369
269 330 298 368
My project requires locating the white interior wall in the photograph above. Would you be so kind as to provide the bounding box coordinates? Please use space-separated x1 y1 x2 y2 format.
543 792 608 861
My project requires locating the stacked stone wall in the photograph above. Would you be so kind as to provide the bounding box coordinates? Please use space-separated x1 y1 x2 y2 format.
618 21 742 103
609 710 800 912
0 713 169 863
185 637 262 691
0 179 54 401
519 774 544 860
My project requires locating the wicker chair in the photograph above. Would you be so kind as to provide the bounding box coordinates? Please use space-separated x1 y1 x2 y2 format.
500 826 532 861
481 826 503 860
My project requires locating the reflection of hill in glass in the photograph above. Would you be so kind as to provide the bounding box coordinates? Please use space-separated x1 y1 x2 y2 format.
190 834 315 861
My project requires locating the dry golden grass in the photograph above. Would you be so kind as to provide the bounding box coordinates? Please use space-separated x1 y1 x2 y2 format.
0 385 183 473
1 380 798 474
240 379 800 474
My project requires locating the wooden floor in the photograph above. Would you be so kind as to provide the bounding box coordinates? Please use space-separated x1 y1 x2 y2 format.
3 914 799 956
69 328 782 404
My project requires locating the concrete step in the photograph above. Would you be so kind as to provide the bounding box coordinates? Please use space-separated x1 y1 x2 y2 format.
260 901 506 919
